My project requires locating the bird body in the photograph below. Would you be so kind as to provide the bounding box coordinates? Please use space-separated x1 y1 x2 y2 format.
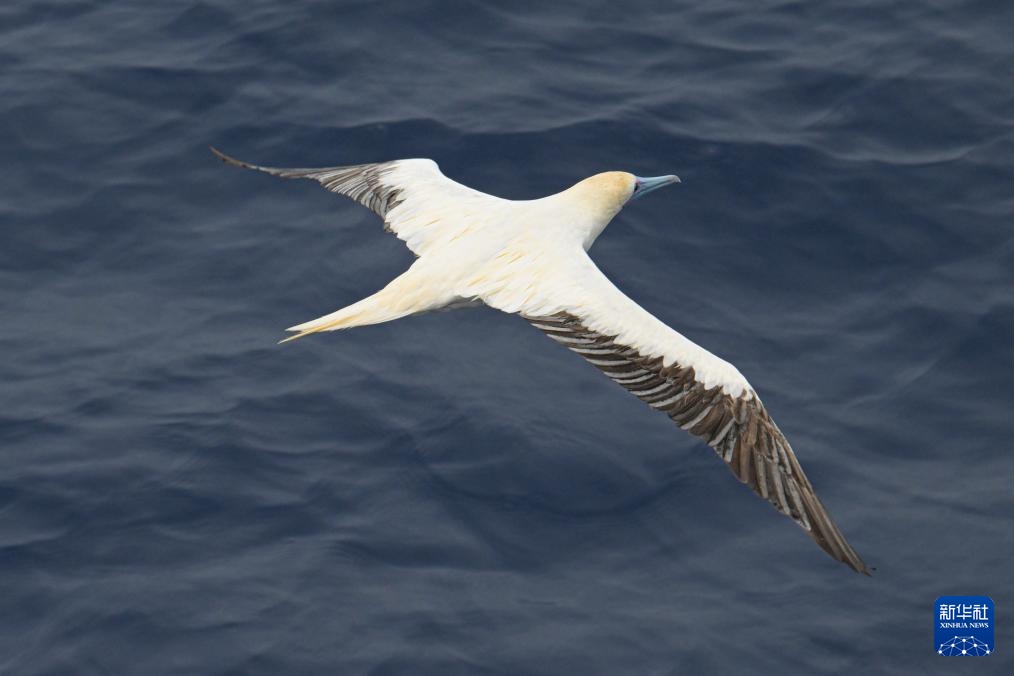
213 148 870 574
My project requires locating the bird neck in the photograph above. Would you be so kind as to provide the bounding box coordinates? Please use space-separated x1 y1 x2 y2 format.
549 184 624 249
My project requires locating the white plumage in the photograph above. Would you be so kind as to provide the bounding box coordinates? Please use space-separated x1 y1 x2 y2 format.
213 148 870 574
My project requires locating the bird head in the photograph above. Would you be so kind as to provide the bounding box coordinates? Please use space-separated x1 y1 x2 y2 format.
563 170 681 239
567 171 681 220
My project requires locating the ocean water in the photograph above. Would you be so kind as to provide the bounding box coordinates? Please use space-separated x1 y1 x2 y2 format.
2 0 1013 673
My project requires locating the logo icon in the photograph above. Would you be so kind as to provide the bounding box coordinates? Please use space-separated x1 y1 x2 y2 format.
935 596 993 656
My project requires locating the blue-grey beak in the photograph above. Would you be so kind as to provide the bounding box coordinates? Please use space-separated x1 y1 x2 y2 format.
631 174 680 200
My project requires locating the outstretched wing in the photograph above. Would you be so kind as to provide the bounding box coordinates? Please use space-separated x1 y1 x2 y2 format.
484 251 869 574
211 148 497 256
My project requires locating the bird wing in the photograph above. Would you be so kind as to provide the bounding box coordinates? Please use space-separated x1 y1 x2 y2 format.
482 250 869 574
211 148 496 256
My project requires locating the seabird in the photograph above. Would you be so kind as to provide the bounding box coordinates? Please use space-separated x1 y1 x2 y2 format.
212 148 870 574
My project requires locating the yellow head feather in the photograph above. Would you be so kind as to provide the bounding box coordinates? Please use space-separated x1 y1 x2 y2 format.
565 171 637 222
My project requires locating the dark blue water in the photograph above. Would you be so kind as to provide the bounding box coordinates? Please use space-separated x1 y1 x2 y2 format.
2 1 1013 673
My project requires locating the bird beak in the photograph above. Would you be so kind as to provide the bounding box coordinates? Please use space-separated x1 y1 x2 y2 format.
631 175 680 200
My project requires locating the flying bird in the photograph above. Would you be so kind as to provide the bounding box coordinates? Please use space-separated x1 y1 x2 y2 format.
212 147 870 574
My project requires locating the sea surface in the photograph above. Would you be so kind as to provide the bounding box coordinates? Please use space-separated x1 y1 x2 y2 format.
2 1 1013 673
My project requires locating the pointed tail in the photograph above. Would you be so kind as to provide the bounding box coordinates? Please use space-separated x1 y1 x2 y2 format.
280 265 453 343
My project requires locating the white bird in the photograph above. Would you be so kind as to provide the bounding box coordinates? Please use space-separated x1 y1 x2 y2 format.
213 148 870 574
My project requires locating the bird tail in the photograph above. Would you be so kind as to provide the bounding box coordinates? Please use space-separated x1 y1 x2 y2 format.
280 266 451 343
280 300 385 343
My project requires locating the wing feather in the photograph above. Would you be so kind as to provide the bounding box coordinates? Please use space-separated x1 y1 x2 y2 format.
493 251 869 574
525 311 869 574
211 148 492 256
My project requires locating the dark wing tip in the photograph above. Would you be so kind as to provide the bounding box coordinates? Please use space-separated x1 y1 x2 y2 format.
799 476 871 576
210 147 303 180
837 539 873 576
850 558 873 576
210 146 270 172
210 145 241 166
848 547 873 576
841 532 872 575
